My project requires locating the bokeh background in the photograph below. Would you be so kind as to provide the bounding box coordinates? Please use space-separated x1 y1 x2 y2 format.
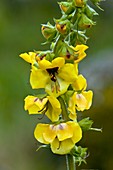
0 0 113 170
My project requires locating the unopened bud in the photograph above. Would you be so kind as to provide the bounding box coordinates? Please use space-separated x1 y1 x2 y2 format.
55 20 70 35
74 0 87 7
59 2 75 15
78 13 95 29
41 23 57 41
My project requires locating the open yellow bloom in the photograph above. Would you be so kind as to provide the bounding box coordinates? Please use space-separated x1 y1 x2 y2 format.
68 75 93 119
24 95 61 122
34 121 82 155
63 44 88 63
30 57 78 97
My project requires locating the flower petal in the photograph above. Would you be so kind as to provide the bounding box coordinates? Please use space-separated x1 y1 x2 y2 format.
24 95 48 114
74 44 88 63
75 93 87 111
43 124 57 143
38 59 52 70
58 63 78 82
75 90 93 111
82 90 93 109
20 52 36 64
70 122 82 143
52 57 65 68
34 124 49 144
30 68 50 89
45 96 61 121
72 74 87 91
56 123 73 141
51 138 75 155
68 94 77 120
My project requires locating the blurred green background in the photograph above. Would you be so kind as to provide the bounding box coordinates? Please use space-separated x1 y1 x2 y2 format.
0 0 113 170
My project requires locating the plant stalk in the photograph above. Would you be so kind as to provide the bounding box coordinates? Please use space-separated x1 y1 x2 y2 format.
66 154 76 170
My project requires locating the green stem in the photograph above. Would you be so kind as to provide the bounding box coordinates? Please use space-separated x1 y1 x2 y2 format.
66 154 76 170
58 96 69 121
58 97 76 170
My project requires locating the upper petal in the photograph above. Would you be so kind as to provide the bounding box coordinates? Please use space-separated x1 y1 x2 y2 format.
58 63 78 82
56 123 73 141
20 52 36 64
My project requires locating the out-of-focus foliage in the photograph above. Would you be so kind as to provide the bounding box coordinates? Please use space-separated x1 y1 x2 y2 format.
0 0 113 170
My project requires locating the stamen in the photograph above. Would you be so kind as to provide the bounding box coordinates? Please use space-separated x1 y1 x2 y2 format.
46 67 58 82
57 141 61 150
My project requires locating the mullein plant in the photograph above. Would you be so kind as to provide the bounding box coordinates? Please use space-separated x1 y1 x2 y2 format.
20 0 103 169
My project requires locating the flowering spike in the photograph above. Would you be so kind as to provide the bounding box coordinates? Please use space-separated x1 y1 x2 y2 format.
20 0 104 169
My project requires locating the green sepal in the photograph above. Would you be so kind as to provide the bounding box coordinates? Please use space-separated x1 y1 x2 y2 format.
33 61 39 68
70 145 88 166
69 30 88 45
45 52 55 61
36 50 55 62
79 117 93 131
54 39 67 57
34 88 47 99
36 144 50 152
41 22 57 42
90 0 104 11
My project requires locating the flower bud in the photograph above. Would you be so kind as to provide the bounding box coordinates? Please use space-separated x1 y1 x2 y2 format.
74 0 87 7
78 13 95 29
41 23 57 41
55 19 70 35
59 2 75 15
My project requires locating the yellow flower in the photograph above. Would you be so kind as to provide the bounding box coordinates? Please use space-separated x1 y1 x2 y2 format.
34 121 82 155
71 44 88 63
30 57 78 97
68 75 93 119
24 95 61 122
62 44 88 63
72 91 93 111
